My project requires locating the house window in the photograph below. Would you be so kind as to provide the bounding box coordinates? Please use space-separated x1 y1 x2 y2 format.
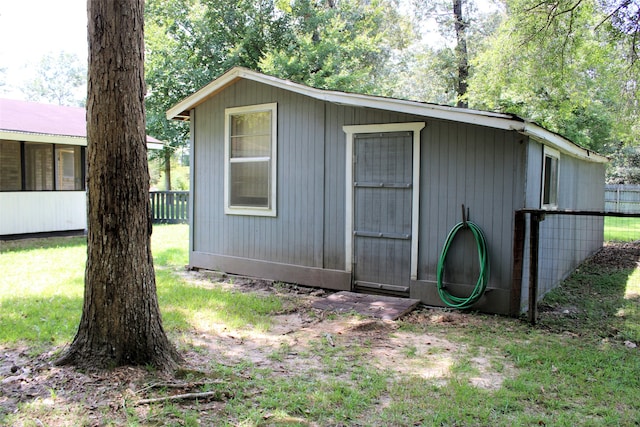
541 146 559 209
224 103 277 216
55 145 84 190
0 140 85 192
25 143 54 190
0 140 22 191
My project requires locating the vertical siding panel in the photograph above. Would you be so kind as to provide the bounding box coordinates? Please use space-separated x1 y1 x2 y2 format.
324 103 348 271
313 101 325 268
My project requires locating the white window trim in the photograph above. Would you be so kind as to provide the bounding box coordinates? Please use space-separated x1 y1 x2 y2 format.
541 145 560 210
224 103 277 217
342 122 425 281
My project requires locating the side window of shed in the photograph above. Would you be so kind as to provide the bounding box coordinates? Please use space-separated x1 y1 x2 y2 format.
224 103 277 216
541 146 559 209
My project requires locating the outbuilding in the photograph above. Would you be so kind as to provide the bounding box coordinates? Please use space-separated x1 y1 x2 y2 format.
0 98 162 238
168 67 607 315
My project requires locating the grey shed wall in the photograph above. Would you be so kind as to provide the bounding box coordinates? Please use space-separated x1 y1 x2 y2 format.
519 140 606 310
188 78 601 315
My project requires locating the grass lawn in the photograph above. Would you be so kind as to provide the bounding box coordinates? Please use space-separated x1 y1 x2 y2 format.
1 224 639 426
604 216 640 242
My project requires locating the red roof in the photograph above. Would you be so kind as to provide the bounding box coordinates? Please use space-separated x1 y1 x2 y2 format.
0 98 162 145
0 98 86 138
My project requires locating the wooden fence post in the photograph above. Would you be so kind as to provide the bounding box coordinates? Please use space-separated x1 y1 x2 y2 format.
528 212 542 325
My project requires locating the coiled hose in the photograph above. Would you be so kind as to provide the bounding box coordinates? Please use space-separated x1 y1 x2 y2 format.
436 221 489 309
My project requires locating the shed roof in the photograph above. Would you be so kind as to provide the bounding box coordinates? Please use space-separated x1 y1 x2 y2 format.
167 67 607 163
0 98 163 149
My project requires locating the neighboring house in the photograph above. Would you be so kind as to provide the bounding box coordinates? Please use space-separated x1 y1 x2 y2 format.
0 98 162 238
167 67 607 315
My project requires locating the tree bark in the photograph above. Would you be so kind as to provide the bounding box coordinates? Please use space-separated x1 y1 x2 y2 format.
56 0 181 371
453 0 469 108
163 148 172 191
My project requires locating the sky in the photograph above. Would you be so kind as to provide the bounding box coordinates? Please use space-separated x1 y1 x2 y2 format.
0 0 87 100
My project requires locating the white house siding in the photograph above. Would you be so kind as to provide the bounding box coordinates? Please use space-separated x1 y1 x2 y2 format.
0 191 86 235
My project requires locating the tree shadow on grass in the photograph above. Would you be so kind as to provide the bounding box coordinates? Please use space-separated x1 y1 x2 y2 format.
538 242 640 343
155 269 284 334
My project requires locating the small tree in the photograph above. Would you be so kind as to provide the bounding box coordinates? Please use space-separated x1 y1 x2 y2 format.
56 0 181 371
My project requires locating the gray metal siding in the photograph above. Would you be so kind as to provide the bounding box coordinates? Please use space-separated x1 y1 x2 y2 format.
417 122 525 292
189 78 604 314
521 140 606 309
192 80 325 268
536 154 605 297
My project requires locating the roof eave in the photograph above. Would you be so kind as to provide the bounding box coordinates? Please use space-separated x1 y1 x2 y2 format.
521 122 608 163
166 67 607 164
0 130 87 145
166 67 518 130
0 129 164 150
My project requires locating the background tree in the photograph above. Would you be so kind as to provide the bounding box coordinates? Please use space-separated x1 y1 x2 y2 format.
144 0 291 188
144 0 411 169
260 0 411 95
406 0 502 105
469 0 639 181
56 0 181 371
21 51 87 107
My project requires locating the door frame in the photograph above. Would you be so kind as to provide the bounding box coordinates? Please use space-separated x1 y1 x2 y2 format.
342 122 425 282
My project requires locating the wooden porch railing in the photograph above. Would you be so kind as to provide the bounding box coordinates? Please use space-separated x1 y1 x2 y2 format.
150 191 189 223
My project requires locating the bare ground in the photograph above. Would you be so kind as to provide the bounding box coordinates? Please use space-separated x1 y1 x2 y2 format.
5 236 638 425
0 269 516 426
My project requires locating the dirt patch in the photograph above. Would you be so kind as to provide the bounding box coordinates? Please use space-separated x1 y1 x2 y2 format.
590 241 640 270
1 272 514 425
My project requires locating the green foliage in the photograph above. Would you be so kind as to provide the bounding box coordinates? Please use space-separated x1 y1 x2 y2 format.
21 51 86 107
261 0 411 95
144 0 413 153
150 157 190 190
144 0 291 148
469 0 639 166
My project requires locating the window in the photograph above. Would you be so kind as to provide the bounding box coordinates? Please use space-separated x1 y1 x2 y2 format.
0 140 22 191
25 143 54 190
224 103 277 216
541 146 559 209
55 145 84 190
0 140 85 192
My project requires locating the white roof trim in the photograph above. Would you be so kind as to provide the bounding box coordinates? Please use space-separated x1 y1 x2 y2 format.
0 130 87 145
521 123 608 163
167 67 607 163
167 67 515 128
0 129 164 150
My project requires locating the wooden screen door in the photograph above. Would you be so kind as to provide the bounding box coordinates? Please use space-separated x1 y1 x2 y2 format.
352 131 413 295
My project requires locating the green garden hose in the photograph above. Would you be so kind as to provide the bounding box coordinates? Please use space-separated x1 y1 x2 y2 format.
436 221 489 309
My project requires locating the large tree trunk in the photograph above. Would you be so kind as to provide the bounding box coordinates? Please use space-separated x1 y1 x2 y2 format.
56 0 181 371
453 0 469 108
